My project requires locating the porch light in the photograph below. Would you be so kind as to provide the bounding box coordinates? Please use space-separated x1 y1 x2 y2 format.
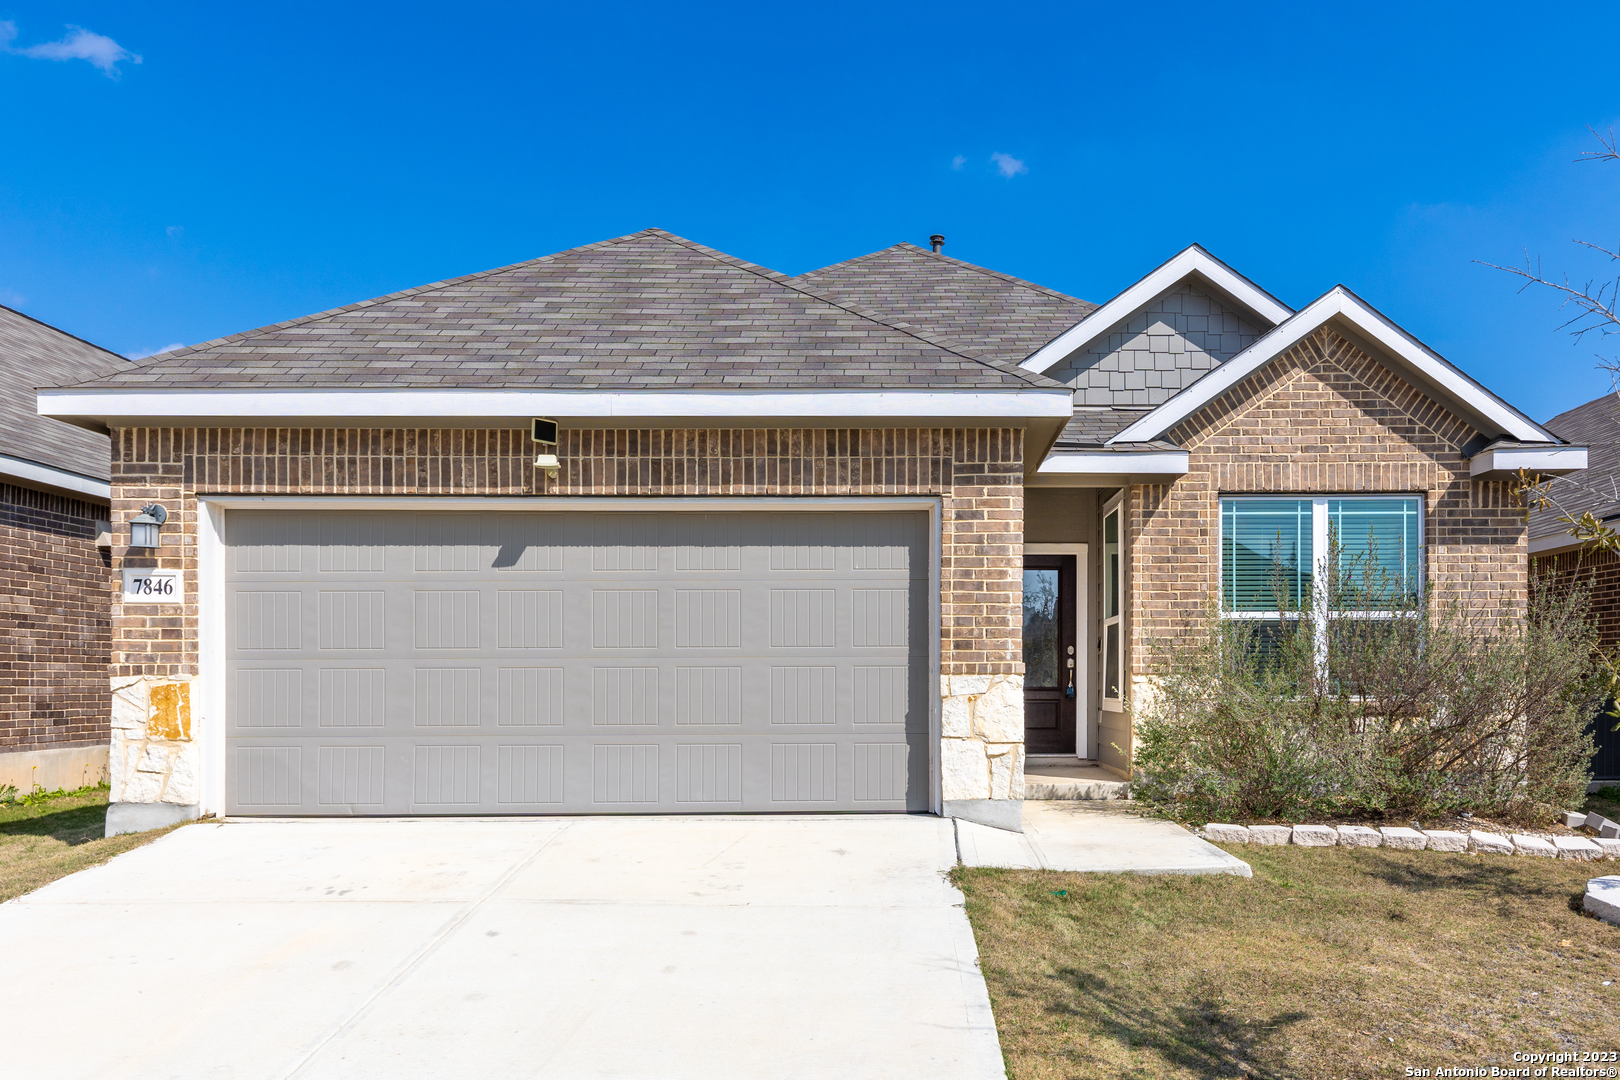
532 417 560 481
129 503 167 549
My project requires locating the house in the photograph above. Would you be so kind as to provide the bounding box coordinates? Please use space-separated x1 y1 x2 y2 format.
35 229 1584 835
1530 391 1620 782
0 305 127 796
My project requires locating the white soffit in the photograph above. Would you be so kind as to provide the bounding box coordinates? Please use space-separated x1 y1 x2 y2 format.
0 452 110 501
1022 245 1294 376
1108 287 1558 446
1036 449 1190 476
37 388 1077 424
1470 445 1588 478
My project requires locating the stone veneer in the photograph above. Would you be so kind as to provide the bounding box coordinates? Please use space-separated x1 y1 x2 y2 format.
1114 328 1529 770
0 482 112 761
107 426 1027 820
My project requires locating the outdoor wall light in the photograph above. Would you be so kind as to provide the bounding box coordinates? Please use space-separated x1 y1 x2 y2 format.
532 417 560 481
129 503 167 548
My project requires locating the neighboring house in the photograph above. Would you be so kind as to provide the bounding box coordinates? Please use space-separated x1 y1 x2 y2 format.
1531 391 1620 782
36 229 1583 835
0 305 126 796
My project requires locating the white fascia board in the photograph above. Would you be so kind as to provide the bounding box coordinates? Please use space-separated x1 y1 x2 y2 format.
1470 445 1588 478
1022 246 1294 376
37 387 1076 423
1036 449 1190 476
0 453 110 501
1108 289 1556 446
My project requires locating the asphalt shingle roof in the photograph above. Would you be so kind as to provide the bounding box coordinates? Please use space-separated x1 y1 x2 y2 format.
1534 393 1620 540
0 305 126 481
1052 407 1151 448
789 243 1097 367
66 230 1060 393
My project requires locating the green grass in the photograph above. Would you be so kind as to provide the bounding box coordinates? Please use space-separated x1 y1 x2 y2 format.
0 786 178 903
955 846 1619 1080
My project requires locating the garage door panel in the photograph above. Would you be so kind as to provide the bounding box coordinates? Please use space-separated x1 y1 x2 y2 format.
226 509 931 816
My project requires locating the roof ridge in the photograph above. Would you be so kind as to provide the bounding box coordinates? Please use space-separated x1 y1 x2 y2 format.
886 242 1094 306
796 241 1095 309
141 229 657 363
0 303 129 366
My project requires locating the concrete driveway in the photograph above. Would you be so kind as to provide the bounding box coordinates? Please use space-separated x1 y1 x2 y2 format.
3 815 1004 1080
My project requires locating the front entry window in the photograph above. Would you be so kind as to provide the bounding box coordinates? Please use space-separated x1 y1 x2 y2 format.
1023 568 1062 688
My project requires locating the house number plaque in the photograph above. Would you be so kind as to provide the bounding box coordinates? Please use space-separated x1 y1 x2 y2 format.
122 567 182 604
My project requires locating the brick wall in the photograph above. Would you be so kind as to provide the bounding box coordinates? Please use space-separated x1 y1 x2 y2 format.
1128 327 1528 681
0 482 111 752
109 426 1025 680
1537 546 1620 650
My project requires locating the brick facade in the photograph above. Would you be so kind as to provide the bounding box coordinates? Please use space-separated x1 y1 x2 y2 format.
0 482 111 752
1127 327 1528 692
110 425 1025 681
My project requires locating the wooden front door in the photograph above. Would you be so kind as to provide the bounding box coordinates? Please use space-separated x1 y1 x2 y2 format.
1022 554 1077 755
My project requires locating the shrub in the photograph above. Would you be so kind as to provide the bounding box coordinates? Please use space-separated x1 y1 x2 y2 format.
1129 563 1605 825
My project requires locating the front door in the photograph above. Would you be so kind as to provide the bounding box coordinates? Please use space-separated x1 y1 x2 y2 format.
1022 555 1076 755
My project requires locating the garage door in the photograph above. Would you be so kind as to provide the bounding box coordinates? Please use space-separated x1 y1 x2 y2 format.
224 510 929 815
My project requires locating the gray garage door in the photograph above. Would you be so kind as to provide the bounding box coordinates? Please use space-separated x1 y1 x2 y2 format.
224 510 929 816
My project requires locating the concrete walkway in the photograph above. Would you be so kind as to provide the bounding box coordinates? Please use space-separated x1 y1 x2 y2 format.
2 816 1005 1080
956 801 1252 877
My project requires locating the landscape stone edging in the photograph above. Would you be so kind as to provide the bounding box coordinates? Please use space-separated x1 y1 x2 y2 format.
1197 822 1620 861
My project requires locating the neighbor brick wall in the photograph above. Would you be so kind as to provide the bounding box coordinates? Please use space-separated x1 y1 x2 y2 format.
109 426 1024 680
1127 327 1528 678
0 482 111 752
1536 546 1620 650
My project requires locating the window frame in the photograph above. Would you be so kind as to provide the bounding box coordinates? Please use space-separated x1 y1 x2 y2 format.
1218 494 1425 672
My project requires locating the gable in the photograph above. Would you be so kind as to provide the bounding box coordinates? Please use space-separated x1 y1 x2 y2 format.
1169 327 1477 476
1046 283 1269 407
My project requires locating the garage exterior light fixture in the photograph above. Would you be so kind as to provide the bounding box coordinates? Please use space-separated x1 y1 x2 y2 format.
129 503 167 548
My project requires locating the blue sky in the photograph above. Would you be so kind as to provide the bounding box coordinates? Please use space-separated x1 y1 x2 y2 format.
1 1 1616 423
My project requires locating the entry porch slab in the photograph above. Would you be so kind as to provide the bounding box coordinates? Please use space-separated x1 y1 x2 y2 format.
956 801 1252 876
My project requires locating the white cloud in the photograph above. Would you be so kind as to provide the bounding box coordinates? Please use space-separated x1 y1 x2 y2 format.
0 288 25 309
951 154 966 171
991 152 1027 179
1 22 141 77
166 225 183 239
126 343 185 360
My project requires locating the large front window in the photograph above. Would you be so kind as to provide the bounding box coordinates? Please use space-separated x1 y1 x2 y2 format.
1220 496 1423 669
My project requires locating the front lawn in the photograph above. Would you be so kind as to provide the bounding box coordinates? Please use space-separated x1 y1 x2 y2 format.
0 787 177 903
955 847 1619 1080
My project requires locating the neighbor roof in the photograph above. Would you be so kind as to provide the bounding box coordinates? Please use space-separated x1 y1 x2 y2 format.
65 230 1059 394
789 243 1098 367
0 305 126 482
1533 392 1620 541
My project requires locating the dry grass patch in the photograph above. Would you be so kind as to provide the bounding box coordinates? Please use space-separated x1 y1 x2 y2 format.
0 789 177 903
955 847 1619 1080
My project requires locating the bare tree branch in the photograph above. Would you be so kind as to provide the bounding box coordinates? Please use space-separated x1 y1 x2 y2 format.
1578 124 1620 163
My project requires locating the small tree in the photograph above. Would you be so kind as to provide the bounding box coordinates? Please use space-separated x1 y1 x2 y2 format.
1130 538 1603 824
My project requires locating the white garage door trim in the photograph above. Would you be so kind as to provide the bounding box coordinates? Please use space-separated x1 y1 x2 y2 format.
196 496 943 818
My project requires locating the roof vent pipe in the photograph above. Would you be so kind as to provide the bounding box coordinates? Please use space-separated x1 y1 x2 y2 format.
929 234 944 253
